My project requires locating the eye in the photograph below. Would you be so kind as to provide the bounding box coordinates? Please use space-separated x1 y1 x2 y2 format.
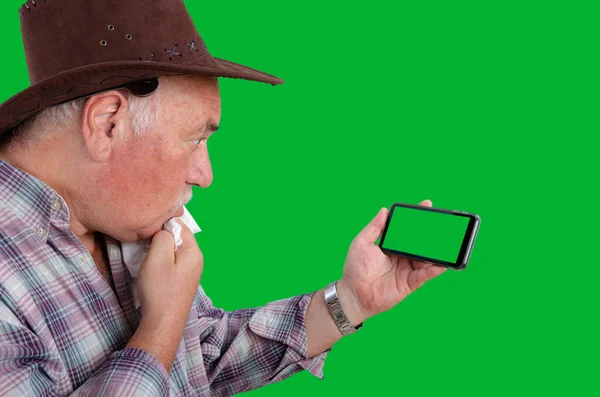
190 138 206 146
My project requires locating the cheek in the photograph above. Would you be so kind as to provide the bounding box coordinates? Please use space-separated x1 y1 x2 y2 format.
99 145 190 208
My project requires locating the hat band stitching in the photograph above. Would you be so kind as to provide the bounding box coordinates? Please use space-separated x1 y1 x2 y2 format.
151 40 205 63
139 53 156 62
21 0 46 15
165 45 182 60
186 41 200 53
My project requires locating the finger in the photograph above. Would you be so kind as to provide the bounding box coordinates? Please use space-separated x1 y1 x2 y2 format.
418 199 432 207
412 260 433 270
359 207 389 244
146 230 175 264
424 265 447 281
412 265 447 290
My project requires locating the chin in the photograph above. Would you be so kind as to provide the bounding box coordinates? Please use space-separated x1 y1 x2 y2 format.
133 209 182 241
137 218 170 241
137 227 163 241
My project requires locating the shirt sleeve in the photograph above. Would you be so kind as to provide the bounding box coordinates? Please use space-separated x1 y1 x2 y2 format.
0 310 169 396
195 286 330 395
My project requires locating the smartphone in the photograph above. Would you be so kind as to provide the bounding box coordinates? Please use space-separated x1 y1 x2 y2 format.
378 203 480 270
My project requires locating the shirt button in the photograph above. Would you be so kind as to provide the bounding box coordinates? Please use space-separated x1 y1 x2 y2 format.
36 227 48 238
51 199 61 211
107 245 118 258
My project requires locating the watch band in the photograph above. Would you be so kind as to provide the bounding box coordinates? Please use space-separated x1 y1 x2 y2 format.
324 281 363 336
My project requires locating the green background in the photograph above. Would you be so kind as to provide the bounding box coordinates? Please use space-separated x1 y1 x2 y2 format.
382 206 471 264
1 0 598 395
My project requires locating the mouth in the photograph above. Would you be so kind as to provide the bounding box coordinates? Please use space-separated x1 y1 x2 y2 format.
170 185 194 218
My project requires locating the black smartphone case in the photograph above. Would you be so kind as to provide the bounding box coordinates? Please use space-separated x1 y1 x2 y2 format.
377 202 480 270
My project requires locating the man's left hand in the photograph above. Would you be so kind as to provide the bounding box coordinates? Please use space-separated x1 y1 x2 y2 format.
337 199 447 325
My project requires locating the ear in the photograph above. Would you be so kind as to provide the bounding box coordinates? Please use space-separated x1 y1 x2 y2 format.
80 90 130 161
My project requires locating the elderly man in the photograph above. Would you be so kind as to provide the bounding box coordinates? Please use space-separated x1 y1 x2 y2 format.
0 0 446 396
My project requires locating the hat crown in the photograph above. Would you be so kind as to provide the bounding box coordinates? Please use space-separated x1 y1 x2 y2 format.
1 0 282 135
19 0 217 83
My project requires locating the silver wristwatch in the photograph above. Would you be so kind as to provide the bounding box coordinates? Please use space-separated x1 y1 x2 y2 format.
324 281 363 336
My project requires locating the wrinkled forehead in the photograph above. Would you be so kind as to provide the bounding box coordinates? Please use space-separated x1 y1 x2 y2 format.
161 75 220 97
158 75 221 132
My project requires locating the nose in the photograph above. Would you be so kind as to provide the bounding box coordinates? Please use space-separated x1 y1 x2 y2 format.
186 141 213 188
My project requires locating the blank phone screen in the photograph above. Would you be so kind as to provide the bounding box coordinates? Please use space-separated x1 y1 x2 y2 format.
381 206 471 264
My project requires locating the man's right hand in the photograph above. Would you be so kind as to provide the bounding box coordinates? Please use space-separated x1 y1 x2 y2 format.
126 220 204 372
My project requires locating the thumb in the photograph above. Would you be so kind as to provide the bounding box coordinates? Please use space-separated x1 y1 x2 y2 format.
419 199 433 207
359 207 388 244
145 230 175 264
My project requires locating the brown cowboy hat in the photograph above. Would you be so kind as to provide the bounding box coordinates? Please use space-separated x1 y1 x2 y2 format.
0 0 284 136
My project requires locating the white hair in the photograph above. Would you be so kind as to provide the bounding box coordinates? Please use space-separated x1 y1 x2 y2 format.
8 83 162 149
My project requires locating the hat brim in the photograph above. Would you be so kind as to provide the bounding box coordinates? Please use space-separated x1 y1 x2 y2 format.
0 57 284 135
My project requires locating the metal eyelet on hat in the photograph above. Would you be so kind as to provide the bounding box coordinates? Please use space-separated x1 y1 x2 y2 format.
108 25 115 31
126 34 133 40
100 40 108 46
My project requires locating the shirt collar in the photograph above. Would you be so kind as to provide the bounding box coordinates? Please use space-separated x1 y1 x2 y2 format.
0 159 70 242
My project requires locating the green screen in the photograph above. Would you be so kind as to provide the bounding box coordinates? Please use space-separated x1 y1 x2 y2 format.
1 0 598 395
382 206 471 264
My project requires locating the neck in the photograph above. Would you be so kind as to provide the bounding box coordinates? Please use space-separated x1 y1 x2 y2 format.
0 141 98 255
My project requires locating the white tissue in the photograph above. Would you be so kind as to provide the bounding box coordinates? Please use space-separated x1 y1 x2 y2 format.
121 206 202 309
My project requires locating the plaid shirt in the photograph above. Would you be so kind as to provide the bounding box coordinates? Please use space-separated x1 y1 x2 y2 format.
0 160 328 396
